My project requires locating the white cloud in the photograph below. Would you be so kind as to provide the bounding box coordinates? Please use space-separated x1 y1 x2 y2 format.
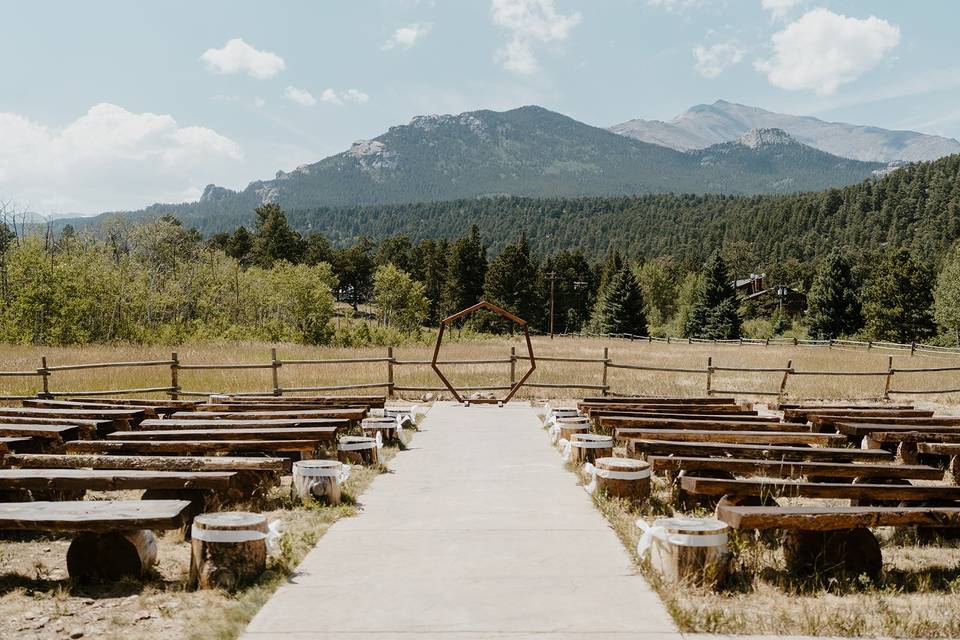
693 41 745 78
319 89 370 106
200 38 285 79
491 0 581 75
755 8 900 96
284 86 317 107
647 0 703 10
253 97 266 108
761 0 802 20
0 103 243 213
382 23 432 50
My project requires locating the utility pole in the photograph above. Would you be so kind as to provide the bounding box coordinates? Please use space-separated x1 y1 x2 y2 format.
547 270 557 339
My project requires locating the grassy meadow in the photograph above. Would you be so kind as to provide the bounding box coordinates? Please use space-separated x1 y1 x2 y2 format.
3 335 960 403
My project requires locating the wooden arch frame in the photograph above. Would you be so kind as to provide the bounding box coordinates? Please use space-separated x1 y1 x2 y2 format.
431 301 536 405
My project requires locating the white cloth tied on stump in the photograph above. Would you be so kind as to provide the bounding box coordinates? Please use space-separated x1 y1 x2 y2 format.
635 518 728 557
581 462 651 494
339 431 384 451
191 519 284 555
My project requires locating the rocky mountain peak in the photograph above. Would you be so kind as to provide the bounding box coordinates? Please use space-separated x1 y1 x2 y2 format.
737 128 797 149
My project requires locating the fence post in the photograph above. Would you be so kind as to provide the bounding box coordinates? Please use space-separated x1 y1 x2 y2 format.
271 348 281 397
793 337 798 347
386 346 395 398
666 336 671 344
910 342 916 357
169 352 179 400
601 347 609 397
829 339 834 349
779 359 792 400
868 340 873 350
509 347 516 386
706 356 713 395
884 355 894 400
39 356 51 399
739 337 743 346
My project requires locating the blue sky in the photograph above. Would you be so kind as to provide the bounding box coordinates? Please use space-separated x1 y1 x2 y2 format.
2 0 958 213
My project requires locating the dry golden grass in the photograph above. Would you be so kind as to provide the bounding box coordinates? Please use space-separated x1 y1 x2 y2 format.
3 336 960 403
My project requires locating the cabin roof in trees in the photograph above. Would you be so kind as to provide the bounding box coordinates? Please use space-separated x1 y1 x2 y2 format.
731 273 766 295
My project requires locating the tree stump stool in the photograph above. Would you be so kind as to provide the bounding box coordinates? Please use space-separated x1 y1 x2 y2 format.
782 528 882 579
565 433 613 465
583 457 650 499
550 417 590 445
291 459 350 505
190 511 271 590
362 417 407 445
337 434 382 466
637 517 729 587
67 530 158 580
547 406 580 422
383 406 417 428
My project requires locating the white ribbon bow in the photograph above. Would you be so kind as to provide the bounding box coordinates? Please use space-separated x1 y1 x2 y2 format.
558 438 572 461
266 519 283 555
635 519 728 557
190 518 284 555
582 463 651 494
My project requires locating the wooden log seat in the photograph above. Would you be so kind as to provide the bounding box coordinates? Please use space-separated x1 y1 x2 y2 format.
108 426 339 443
0 406 146 431
69 397 202 412
810 414 960 432
564 433 613 465
619 429 847 446
209 394 386 408
550 417 591 445
0 424 91 451
606 417 807 433
680 476 960 503
3 453 285 501
136 418 348 432
190 511 275 590
582 404 756 416
648 456 943 481
0 436 41 455
581 396 737 405
67 439 318 460
171 408 366 422
782 408 933 423
24 399 162 420
0 499 191 580
627 439 892 462
776 403 914 410
636 516 729 586
591 410 773 423
582 456 650 499
717 503 960 578
291 459 349 504
337 435 382 466
0 416 113 438
360 417 408 445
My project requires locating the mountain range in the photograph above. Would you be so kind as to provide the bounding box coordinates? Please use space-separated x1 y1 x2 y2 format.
609 100 960 163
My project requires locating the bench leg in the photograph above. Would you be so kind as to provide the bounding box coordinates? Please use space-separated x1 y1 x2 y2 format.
782 528 882 579
896 442 919 465
66 530 158 581
142 489 221 540
950 456 960 486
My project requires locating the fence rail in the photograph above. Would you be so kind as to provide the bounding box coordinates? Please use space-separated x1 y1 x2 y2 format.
3 338 960 401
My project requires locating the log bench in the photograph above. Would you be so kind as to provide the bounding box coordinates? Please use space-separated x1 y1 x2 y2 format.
626 439 893 462
581 396 737 405
782 408 934 423
581 404 756 416
210 394 386 408
0 407 145 432
0 416 113 437
0 468 237 514
648 455 943 481
591 411 773 423
112 426 340 444
0 499 192 580
68 397 202 415
23 399 162 419
136 418 348 432
617 429 848 446
862 430 960 465
917 443 960 483
716 503 960 577
0 424 91 451
776 403 914 410
680 476 960 503
67 439 319 459
171 409 366 422
810 414 960 432
0 437 39 454
604 416 805 432
2 453 286 499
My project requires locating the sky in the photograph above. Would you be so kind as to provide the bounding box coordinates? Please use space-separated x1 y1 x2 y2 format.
2 0 959 214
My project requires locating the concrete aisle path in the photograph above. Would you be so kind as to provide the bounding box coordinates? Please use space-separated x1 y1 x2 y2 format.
242 401 677 639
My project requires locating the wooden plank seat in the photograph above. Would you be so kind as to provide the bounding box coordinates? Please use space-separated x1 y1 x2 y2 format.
0 437 39 454
170 408 366 422
0 425 91 451
0 499 192 580
108 426 339 442
581 404 756 415
811 414 960 431
716 503 960 577
0 416 113 438
0 468 235 493
0 407 145 431
648 455 942 481
590 410 773 423
67 439 319 459
839 423 960 438
69 397 202 414
626 439 892 462
23 399 161 419
604 416 803 432
618 429 847 446
211 394 386 408
776 403 914 410
3 452 287 474
681 476 960 502
136 419 348 434
783 408 934 423
581 396 737 405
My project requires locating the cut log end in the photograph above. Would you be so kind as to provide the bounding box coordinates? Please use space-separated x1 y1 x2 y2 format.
190 511 268 590
782 528 882 579
66 530 158 581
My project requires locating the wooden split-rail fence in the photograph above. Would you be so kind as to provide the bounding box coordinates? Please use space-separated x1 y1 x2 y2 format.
3 345 960 401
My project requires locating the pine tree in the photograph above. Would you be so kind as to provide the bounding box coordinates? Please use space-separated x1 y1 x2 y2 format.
863 248 935 342
596 266 647 335
805 251 863 338
934 245 960 345
442 225 487 315
684 252 741 339
225 226 253 265
482 232 540 331
251 203 303 267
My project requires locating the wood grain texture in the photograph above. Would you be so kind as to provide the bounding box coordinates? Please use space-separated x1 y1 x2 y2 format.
717 504 960 530
0 499 192 531
648 455 942 480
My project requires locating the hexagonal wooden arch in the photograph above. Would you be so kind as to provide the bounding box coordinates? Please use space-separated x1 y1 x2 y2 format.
431 301 536 405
